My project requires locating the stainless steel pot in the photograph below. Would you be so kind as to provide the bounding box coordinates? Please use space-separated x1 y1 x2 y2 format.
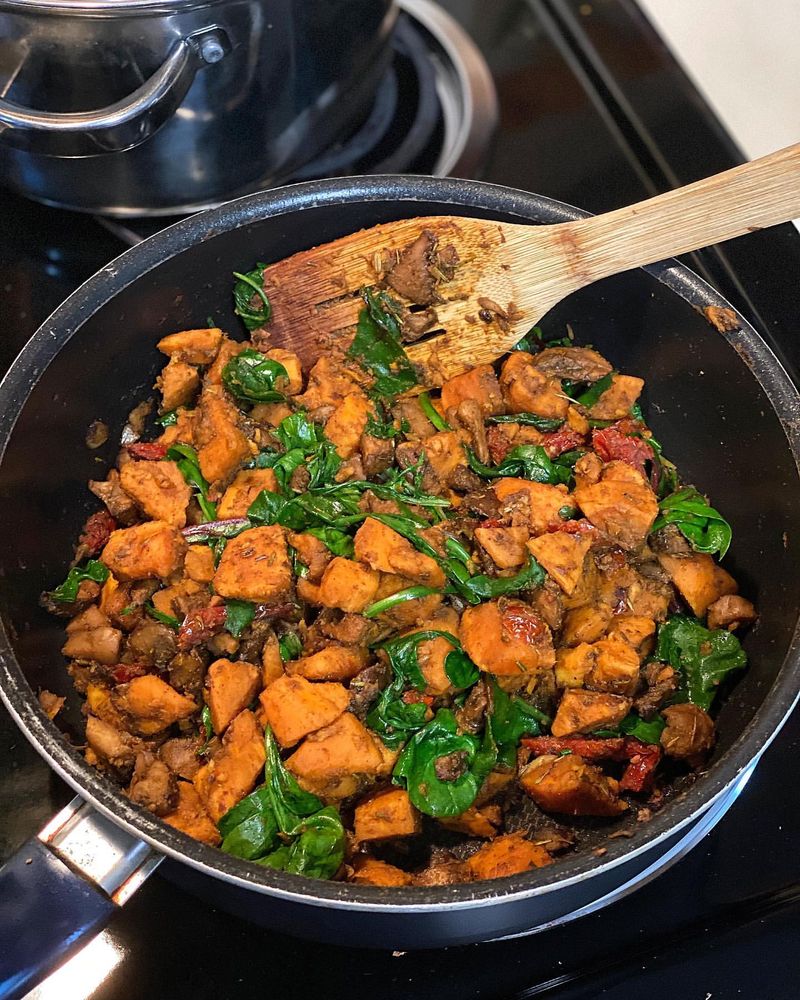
0 0 397 214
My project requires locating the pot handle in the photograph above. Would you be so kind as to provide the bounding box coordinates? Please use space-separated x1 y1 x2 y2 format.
0 795 160 1000
0 26 230 157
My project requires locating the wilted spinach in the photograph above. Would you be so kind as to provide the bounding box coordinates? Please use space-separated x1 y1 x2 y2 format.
47 559 109 603
652 487 732 558
278 631 303 662
418 391 450 431
363 585 442 620
489 413 564 432
466 444 573 487
225 599 255 638
167 443 217 521
489 681 549 766
655 615 747 710
232 263 271 329
145 603 181 629
573 371 615 407
304 527 355 558
222 348 288 404
347 289 417 397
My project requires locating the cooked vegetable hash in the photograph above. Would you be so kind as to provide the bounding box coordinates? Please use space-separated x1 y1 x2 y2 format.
45 252 757 887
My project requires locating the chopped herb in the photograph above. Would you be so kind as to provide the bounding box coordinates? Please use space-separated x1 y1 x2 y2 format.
197 705 214 757
233 263 271 330
347 289 418 397
47 559 109 603
222 348 287 404
558 505 576 519
652 487 732 558
655 615 747 710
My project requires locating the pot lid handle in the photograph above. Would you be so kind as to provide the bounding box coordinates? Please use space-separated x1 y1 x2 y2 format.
0 27 230 157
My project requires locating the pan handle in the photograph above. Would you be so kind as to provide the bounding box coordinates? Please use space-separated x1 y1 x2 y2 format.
0 795 160 1000
0 27 230 157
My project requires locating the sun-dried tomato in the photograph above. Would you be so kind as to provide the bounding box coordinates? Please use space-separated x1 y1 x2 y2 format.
177 605 227 650
592 423 653 477
619 738 661 793
479 517 505 529
547 518 596 536
541 428 584 458
487 425 514 464
127 441 168 461
522 736 627 760
501 602 547 644
402 690 434 706
78 510 117 555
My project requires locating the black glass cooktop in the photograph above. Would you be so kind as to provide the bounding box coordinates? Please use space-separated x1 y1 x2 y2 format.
2 2 799 998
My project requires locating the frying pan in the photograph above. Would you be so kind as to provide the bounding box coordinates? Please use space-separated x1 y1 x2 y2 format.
1 176 799 999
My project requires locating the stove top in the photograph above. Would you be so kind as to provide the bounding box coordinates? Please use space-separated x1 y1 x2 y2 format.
2 1 800 998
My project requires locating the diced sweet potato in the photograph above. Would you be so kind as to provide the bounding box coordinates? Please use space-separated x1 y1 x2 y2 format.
475 769 516 806
657 552 738 617
296 577 322 604
194 709 265 822
157 358 200 412
101 521 186 581
441 363 505 415
113 675 197 735
287 644 368 681
372 574 444 626
351 857 412 887
260 674 349 747
151 578 206 619
205 658 261 735
354 788 420 842
407 608 460 695
205 336 246 385
561 604 613 646
162 781 222 846
461 599 555 676
325 391 373 459
63 605 122 665
574 461 658 550
586 637 640 696
493 478 571 534
423 431 467 484
218 468 279 519
499 352 570 419
706 594 757 632
120 460 191 527
520 753 627 816
606 614 656 653
438 804 501 838
265 348 303 395
555 643 595 688
184 545 216 584
157 328 222 365
587 374 644 420
286 712 385 790
195 391 251 483
474 525 530 568
465 833 553 880
213 525 292 603
287 531 333 583
527 531 592 595
354 517 445 587
250 401 293 427
158 408 196 448
296 355 360 410
318 557 381 613
550 688 632 736
261 632 284 686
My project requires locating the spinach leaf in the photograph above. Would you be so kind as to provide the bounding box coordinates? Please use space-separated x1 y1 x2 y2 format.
365 406 404 440
304 527 355 558
182 517 251 545
512 326 573 352
363 585 442 619
652 487 732 558
380 629 460 691
347 289 418 397
278 631 303 662
620 713 666 744
145 603 181 629
222 348 287 404
645 432 679 499
443 648 480 689
489 413 564 432
655 615 747 710
48 559 109 603
418 391 450 431
167 443 217 521
275 411 322 452
574 371 615 407
219 786 279 860
393 709 496 817
233 263 271 330
455 555 545 604
263 725 324 830
257 806 345 880
466 444 572 487
489 681 549 766
225 599 255 638
156 409 178 428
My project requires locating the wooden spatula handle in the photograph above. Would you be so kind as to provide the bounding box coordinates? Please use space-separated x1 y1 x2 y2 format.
566 141 800 282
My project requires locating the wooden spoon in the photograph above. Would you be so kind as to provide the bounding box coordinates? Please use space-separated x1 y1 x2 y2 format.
260 142 800 383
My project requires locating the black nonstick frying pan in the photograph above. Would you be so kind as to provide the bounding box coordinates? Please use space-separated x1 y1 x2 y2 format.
1 176 799 999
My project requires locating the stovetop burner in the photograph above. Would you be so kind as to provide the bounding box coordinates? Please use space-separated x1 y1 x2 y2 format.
98 0 497 246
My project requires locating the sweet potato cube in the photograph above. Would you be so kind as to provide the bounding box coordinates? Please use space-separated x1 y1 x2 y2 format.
461 599 555 676
205 658 261 735
520 754 627 816
354 788 420 842
285 712 384 787
586 637 640 696
555 643 595 688
351 857 413 886
194 709 265 822
265 348 303 395
440 364 505 416
157 358 200 412
587 374 644 421
371 574 443 626
162 781 221 846
288 531 333 583
120 460 191 528
499 352 570 419
474 525 530 568
318 557 381 613
550 688 631 736
411 608 460 695
438 804 501 839
113 675 197 735
657 552 738 617
157 328 222 365
527 531 592 595
574 461 658 550
259 675 349 747
218 468 279 519
213 525 292 603
286 644 368 682
195 391 251 484
296 577 322 604
493 478 570 535
102 521 186 581
184 545 216 584
205 337 246 386
465 833 553 880
606 615 656 653
561 604 613 646
354 517 445 587
423 431 467 483
325 391 373 459
261 632 284 687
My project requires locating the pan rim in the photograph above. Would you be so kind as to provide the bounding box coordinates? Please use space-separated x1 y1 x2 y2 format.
2 173 799 911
